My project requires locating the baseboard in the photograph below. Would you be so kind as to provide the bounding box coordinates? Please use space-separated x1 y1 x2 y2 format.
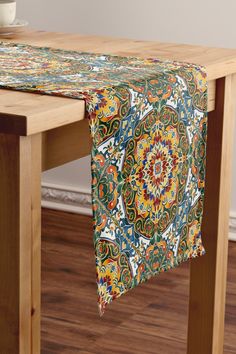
42 182 236 241
41 182 92 216
229 213 236 241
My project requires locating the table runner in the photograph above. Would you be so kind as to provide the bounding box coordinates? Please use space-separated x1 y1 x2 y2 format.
0 42 207 315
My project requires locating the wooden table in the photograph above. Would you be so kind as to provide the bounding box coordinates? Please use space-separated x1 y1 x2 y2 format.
0 29 236 354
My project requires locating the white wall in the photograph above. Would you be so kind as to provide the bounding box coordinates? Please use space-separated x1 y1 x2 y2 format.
17 0 236 212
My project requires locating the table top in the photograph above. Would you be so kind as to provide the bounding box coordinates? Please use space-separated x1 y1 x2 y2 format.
1 29 236 136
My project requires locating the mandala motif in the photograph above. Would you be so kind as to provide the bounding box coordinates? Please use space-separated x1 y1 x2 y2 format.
122 106 188 238
0 42 208 315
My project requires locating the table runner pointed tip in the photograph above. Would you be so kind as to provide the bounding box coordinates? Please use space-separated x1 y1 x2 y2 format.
98 302 105 317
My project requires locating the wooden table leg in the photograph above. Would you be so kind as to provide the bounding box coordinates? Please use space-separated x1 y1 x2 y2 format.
31 134 42 354
187 75 236 354
0 133 42 354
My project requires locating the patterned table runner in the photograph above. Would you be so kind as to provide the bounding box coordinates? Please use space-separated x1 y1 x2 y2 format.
0 43 207 315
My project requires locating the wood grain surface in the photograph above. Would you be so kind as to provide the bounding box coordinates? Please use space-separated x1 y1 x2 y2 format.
0 134 34 353
41 209 236 354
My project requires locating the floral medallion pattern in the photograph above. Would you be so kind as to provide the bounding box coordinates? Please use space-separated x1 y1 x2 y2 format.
0 42 208 314
122 106 188 239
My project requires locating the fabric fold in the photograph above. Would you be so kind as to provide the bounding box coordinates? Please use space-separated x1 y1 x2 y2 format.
0 42 208 314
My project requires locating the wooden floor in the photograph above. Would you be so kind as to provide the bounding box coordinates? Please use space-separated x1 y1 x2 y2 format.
41 209 236 354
